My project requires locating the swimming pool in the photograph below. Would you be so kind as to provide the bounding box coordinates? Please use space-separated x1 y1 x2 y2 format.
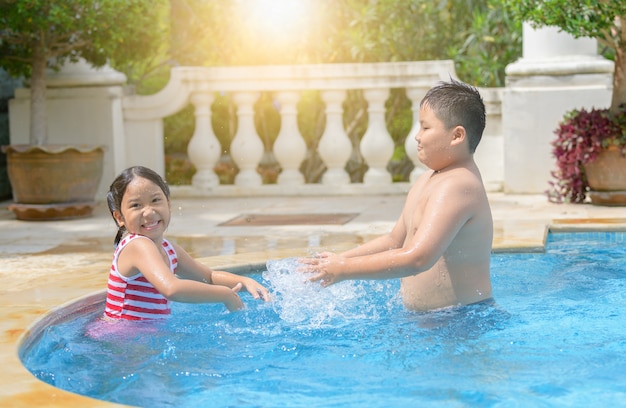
19 232 626 407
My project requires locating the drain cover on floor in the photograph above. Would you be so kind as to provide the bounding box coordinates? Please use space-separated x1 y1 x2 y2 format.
219 213 359 226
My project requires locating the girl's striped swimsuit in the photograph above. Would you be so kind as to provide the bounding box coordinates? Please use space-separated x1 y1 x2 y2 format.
105 234 178 320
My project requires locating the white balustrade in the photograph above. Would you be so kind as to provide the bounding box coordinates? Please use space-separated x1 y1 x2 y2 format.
117 60 505 196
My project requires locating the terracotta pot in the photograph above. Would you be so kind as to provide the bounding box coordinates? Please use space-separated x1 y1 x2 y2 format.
584 147 626 206
2 144 104 220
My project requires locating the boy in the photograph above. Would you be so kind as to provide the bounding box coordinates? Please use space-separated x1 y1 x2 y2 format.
300 79 493 311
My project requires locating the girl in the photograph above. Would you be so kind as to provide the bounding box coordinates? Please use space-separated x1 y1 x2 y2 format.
104 166 270 320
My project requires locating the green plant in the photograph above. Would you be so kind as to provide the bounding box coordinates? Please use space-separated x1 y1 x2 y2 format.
547 106 626 203
452 0 522 87
0 0 167 145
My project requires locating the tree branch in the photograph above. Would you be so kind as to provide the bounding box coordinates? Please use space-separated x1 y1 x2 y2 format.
48 40 91 59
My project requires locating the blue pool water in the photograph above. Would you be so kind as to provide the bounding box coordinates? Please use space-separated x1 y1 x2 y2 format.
20 233 626 407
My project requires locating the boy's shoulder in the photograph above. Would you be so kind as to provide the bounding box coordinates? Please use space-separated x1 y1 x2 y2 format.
409 166 485 203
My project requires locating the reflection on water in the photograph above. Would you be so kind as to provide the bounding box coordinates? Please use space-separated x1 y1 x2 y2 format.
172 233 367 258
41 233 369 259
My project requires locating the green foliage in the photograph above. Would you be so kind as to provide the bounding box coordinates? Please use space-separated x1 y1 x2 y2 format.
452 0 523 87
297 91 327 183
0 0 169 145
0 0 168 78
505 0 625 47
164 105 195 155
161 0 522 79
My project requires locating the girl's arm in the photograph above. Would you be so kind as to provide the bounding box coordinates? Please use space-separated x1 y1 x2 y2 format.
172 243 271 301
117 238 244 311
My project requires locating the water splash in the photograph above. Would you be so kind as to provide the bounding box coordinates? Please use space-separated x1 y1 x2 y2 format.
263 257 394 327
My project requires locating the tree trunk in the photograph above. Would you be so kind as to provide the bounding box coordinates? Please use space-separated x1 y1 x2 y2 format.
29 44 48 145
610 17 626 114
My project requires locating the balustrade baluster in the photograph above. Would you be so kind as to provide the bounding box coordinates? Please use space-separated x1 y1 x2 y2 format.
405 87 428 183
188 92 220 189
274 91 306 185
318 90 351 185
361 88 394 185
230 92 264 186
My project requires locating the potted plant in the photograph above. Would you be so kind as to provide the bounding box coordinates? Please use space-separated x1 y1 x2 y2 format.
547 106 626 204
0 0 165 219
506 1 626 204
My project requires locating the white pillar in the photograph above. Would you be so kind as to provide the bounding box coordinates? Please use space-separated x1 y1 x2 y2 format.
188 91 220 189
318 90 351 185
474 87 505 192
522 24 597 59
502 23 613 193
230 92 264 187
274 91 306 185
405 87 428 183
360 88 394 185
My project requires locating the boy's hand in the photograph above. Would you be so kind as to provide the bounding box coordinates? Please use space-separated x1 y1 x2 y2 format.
298 252 343 287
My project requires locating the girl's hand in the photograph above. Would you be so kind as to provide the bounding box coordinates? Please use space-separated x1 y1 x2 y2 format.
242 278 271 302
224 283 244 311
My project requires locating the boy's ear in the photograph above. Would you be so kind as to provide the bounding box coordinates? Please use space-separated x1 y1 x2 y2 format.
113 210 124 228
451 125 466 146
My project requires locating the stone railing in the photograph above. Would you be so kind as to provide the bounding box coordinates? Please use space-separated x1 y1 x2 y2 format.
123 61 505 196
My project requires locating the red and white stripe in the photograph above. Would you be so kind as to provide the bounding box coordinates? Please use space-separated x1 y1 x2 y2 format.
104 234 178 320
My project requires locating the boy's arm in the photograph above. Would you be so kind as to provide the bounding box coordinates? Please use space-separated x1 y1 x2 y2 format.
302 179 476 285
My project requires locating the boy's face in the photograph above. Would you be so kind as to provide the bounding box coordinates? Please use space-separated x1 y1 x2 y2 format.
415 104 457 171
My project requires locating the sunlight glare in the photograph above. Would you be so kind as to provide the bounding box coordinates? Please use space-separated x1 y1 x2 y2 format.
239 0 310 39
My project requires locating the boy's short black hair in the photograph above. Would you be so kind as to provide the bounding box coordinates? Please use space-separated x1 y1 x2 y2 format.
420 78 486 153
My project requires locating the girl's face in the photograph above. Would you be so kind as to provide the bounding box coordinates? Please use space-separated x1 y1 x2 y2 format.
113 176 171 242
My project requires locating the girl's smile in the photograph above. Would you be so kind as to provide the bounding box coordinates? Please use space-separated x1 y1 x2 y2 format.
142 220 162 231
113 176 171 242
